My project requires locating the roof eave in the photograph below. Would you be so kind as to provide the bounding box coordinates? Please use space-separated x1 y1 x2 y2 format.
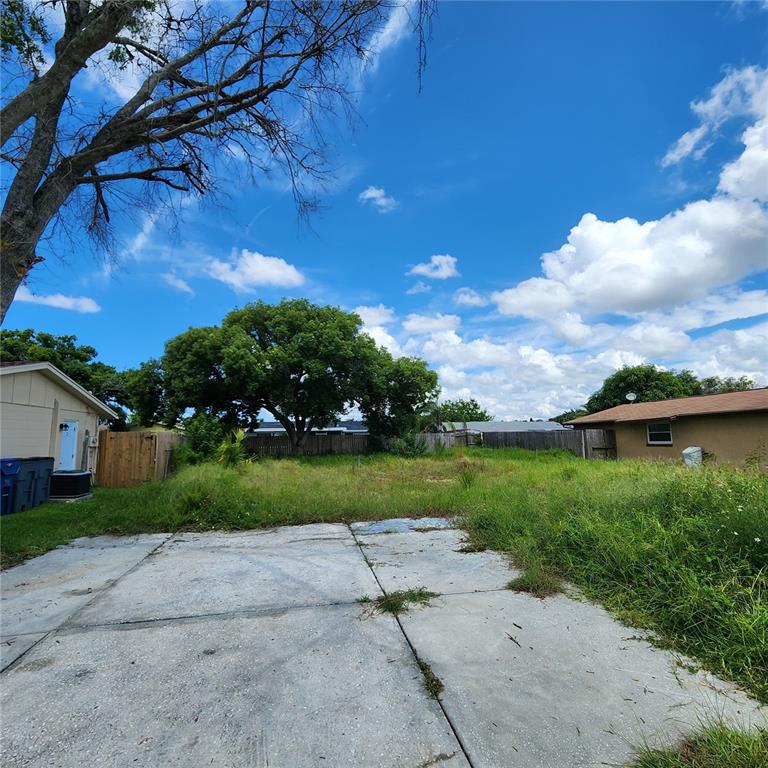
0 361 118 419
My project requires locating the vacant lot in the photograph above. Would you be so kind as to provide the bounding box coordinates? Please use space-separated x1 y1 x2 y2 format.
1 449 766 703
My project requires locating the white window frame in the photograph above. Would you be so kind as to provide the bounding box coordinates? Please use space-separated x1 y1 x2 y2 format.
646 422 673 446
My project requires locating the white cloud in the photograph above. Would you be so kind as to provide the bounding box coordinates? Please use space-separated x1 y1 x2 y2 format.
675 321 768 382
407 254 460 280
207 249 305 292
358 185 399 213
661 125 710 167
403 313 461 334
354 304 396 325
718 118 768 201
453 287 487 307
364 2 412 73
406 281 431 295
662 65 768 167
162 273 194 295
647 289 768 332
492 199 768 321
16 286 101 313
364 325 403 357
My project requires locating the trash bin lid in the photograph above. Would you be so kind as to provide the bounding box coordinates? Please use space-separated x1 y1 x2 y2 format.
0 459 22 475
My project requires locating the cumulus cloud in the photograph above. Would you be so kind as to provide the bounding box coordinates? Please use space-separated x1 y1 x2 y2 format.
406 281 431 295
162 273 194 295
207 249 304 292
495 200 767 319
453 287 487 307
354 303 396 325
402 313 461 334
16 286 101 313
407 254 459 280
358 185 399 213
718 118 768 201
364 324 403 357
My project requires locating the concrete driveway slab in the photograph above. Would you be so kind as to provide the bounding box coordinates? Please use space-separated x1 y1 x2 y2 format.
73 526 380 626
0 534 170 641
362 528 518 595
1 604 469 768
399 590 765 767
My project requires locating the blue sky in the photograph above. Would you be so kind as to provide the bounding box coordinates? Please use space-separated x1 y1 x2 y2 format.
6 1 768 419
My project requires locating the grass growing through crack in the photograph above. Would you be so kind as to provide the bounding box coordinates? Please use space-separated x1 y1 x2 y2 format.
358 587 439 616
416 659 444 699
1 449 765 705
632 724 767 767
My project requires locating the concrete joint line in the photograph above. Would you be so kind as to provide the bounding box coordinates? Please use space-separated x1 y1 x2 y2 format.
61 597 374 633
60 533 175 630
348 524 478 768
1 534 176 676
1 631 51 674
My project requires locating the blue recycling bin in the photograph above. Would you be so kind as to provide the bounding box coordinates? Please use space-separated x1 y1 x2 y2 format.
1 459 21 516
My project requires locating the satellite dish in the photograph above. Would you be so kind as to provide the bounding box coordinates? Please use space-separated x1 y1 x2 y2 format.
626 392 637 402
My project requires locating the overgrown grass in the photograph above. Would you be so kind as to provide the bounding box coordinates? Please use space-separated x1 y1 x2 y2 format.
632 724 767 767
1 449 765 705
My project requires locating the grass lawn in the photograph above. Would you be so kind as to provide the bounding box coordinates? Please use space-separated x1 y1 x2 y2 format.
634 724 767 767
1 448 766 711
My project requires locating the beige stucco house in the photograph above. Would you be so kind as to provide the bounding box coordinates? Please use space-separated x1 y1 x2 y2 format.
0 361 117 473
567 388 768 465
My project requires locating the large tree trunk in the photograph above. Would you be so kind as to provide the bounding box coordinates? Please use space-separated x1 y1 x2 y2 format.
0 240 37 322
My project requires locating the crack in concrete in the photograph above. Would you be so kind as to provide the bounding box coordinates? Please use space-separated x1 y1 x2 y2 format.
348 523 477 768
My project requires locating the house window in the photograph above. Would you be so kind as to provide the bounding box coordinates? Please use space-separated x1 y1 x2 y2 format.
647 422 672 445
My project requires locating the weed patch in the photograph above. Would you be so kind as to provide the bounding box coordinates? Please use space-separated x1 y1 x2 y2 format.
632 724 767 768
416 658 444 699
361 588 439 616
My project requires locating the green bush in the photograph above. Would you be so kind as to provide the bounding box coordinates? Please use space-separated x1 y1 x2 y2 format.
388 433 428 457
182 412 225 462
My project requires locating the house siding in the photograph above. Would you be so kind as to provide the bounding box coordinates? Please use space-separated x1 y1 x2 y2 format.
0 370 102 471
612 413 768 465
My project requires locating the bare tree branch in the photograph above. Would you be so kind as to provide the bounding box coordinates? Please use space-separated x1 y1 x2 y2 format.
0 0 435 321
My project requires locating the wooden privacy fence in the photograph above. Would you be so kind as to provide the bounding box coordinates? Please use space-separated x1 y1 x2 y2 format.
244 432 371 457
96 431 184 488
475 429 615 458
243 429 616 459
419 428 616 459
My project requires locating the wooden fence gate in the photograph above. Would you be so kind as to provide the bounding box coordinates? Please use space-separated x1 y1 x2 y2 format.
96 431 183 488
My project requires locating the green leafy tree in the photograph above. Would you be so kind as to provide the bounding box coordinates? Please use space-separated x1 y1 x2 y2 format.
122 359 165 427
586 365 703 413
162 300 438 452
359 355 439 438
699 376 755 394
551 408 588 424
439 398 492 424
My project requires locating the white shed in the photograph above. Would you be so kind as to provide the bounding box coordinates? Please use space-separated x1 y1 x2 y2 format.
0 361 117 473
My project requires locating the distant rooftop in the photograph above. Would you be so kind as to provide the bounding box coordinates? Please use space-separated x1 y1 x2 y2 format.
453 420 566 432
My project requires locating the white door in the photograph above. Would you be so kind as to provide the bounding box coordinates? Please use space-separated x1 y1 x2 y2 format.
59 420 79 470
